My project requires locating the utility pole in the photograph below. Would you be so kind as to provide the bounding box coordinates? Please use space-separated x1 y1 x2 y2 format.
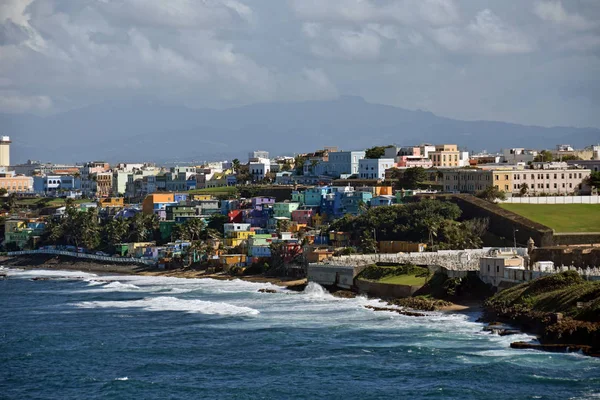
513 227 519 254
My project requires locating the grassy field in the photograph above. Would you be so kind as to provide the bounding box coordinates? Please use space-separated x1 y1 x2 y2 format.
377 274 428 286
500 204 600 233
189 187 238 196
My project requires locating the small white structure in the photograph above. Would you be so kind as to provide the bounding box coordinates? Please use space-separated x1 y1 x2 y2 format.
479 252 525 287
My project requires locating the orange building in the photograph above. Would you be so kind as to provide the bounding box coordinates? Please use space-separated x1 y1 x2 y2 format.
0 175 33 193
142 193 175 214
374 186 393 196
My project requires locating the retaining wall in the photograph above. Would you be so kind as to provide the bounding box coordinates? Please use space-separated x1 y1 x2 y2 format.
355 279 420 298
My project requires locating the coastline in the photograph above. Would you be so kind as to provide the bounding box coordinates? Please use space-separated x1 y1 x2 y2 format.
0 254 477 310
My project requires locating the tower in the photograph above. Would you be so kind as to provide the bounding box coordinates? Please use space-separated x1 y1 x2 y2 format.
0 136 11 168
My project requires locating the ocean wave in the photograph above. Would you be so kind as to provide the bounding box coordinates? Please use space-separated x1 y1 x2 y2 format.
73 296 260 316
6 268 98 279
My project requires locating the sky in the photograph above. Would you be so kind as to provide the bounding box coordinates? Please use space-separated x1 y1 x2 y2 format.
0 0 599 128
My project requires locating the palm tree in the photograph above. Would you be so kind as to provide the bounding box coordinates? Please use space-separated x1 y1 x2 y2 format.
232 159 241 173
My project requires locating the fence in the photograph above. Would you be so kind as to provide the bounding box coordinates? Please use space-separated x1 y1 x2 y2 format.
7 250 157 266
500 196 600 204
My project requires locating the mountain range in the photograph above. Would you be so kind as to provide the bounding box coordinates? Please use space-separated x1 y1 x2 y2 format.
2 96 599 165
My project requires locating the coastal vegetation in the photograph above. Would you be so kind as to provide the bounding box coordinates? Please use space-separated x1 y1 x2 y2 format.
328 199 488 250
499 204 600 232
484 271 600 351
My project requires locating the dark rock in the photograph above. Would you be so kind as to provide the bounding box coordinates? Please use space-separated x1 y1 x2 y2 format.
31 277 51 281
510 341 599 357
258 289 278 294
365 305 426 317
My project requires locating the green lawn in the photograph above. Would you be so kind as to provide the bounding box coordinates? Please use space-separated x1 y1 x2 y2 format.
377 274 428 286
189 187 238 195
500 204 600 233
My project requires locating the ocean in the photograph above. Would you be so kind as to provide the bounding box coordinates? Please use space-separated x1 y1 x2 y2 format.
1 267 599 400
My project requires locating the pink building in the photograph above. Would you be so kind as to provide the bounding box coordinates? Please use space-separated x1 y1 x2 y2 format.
397 156 433 168
291 209 314 225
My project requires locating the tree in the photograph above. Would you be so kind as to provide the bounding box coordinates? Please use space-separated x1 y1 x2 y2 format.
358 230 377 253
519 183 529 197
294 155 306 175
476 186 507 202
103 217 129 248
365 146 389 159
533 150 553 162
207 213 228 235
281 163 291 172
276 219 291 234
400 167 427 189
180 218 206 241
588 171 600 191
129 212 159 242
0 188 7 197
232 158 241 173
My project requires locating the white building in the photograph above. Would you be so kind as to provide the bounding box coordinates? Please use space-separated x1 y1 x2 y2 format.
315 151 365 178
249 158 271 181
502 148 537 164
359 158 395 180
249 151 269 162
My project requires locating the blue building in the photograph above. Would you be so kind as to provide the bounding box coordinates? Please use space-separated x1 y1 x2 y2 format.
33 175 81 195
304 187 330 207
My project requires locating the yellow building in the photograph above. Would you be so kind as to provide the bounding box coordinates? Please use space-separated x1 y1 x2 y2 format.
491 170 513 193
219 254 247 271
224 230 256 248
430 144 460 168
191 194 214 201
98 197 125 208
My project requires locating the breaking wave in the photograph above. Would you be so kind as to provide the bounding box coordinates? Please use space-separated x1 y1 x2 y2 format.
74 296 260 316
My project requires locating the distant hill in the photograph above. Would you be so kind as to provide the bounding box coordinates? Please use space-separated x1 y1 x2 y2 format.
2 96 599 164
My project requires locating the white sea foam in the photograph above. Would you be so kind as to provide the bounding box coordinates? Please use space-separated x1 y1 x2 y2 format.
102 282 140 290
74 296 260 316
115 377 129 381
302 282 337 300
6 268 98 279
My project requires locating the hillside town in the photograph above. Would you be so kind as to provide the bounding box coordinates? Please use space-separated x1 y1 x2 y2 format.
1 137 600 287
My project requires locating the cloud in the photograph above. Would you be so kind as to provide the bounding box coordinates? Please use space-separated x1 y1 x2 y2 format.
290 0 459 26
0 90 51 113
0 0 598 128
533 1 595 30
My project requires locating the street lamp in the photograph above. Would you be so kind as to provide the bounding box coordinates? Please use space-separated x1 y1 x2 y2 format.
513 227 519 253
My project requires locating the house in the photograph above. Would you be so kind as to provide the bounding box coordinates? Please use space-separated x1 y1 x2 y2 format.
273 202 300 219
305 247 335 263
33 175 80 195
142 193 176 215
479 252 526 287
249 158 271 181
370 195 396 207
98 197 125 208
304 187 330 207
329 231 351 247
313 150 365 178
291 208 314 225
3 218 46 249
219 254 248 271
358 158 395 180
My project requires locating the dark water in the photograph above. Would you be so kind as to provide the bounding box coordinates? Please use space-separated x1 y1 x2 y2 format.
1 268 599 399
